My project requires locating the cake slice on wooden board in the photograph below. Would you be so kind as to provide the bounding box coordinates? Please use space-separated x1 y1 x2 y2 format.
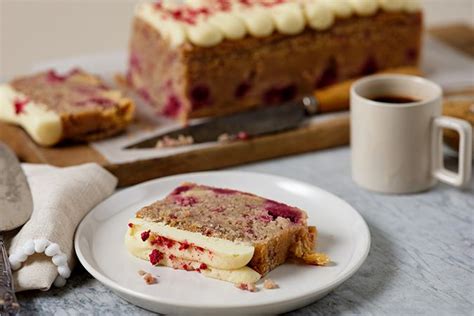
0 69 135 146
127 0 423 121
125 182 329 284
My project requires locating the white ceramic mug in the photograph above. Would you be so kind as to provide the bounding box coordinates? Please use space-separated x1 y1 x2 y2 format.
351 74 472 194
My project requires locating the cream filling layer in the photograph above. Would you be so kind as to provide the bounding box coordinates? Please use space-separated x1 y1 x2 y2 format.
136 0 421 47
0 85 62 146
127 218 254 270
125 224 261 284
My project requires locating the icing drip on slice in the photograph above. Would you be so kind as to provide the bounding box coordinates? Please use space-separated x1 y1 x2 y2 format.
0 85 62 146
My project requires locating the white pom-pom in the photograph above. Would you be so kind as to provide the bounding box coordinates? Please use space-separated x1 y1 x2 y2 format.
53 275 67 287
57 265 71 278
10 251 27 263
52 254 68 267
9 256 21 270
45 243 60 257
23 240 36 255
34 239 50 253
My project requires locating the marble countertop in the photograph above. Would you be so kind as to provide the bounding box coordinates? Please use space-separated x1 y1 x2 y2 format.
18 147 473 315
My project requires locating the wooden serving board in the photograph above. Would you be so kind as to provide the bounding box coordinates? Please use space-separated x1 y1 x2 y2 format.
1 25 472 187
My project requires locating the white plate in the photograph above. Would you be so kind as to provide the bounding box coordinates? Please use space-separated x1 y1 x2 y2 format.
75 171 370 315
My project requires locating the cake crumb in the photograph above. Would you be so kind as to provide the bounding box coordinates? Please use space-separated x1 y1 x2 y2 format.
263 279 279 289
143 273 158 285
218 133 231 143
156 135 194 148
235 282 257 292
137 269 146 276
302 252 330 266
218 131 250 143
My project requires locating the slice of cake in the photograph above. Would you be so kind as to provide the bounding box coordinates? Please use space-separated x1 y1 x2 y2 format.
0 69 135 146
125 182 328 284
128 0 422 121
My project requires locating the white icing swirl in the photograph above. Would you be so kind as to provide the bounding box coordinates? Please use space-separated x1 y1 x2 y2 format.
186 21 223 47
239 6 275 37
271 2 305 35
304 1 335 31
208 12 246 40
136 0 421 48
321 0 353 18
349 0 379 16
378 0 404 12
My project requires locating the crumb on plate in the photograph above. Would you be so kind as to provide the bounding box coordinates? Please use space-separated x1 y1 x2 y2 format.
263 279 279 289
302 252 330 266
235 282 257 292
143 273 158 285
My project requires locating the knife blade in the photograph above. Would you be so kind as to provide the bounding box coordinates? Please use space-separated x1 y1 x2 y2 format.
0 143 33 315
127 96 319 149
0 143 33 232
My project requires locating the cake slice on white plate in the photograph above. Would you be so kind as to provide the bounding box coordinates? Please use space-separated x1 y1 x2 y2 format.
125 182 329 284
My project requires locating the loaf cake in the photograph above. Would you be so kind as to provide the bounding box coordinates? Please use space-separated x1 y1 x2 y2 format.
128 0 423 121
125 182 328 284
0 69 135 146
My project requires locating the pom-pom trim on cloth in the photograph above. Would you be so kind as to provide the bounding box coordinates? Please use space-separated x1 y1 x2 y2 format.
8 238 71 288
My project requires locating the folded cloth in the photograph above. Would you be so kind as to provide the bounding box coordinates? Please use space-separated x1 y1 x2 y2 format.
6 163 117 292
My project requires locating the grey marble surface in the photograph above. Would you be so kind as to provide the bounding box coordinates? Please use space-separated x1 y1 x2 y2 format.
17 147 473 315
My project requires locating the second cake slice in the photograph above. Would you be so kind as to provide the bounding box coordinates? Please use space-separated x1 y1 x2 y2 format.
0 69 135 146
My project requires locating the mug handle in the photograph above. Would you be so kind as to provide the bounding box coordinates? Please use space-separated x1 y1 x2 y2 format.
431 116 472 187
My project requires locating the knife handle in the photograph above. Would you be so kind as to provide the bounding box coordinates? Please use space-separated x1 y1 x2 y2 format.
0 235 20 315
314 66 422 113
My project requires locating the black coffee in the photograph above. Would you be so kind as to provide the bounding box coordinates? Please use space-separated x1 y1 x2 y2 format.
371 95 419 103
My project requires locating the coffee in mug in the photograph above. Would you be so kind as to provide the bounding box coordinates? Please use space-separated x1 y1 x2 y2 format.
350 74 472 194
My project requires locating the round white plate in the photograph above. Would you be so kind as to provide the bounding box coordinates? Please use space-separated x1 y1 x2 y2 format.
75 171 370 315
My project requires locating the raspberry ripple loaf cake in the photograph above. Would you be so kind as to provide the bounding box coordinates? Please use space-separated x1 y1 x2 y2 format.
128 0 423 121
0 69 135 146
125 183 328 284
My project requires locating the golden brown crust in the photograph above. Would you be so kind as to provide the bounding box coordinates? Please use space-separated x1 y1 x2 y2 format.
60 98 135 142
249 226 309 275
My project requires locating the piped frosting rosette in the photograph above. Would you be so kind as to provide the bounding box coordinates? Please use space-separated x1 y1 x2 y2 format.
137 0 422 47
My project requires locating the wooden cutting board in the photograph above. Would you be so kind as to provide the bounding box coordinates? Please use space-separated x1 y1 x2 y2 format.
1 25 472 187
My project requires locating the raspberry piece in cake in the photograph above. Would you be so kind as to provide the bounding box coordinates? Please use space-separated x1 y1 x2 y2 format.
0 68 135 146
149 249 164 265
128 1 422 121
126 182 327 279
141 230 151 241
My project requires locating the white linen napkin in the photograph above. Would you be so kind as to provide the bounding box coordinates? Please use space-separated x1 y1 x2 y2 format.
5 163 117 292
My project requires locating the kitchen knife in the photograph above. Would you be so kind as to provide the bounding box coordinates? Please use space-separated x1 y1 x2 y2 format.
127 96 320 149
0 143 33 315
